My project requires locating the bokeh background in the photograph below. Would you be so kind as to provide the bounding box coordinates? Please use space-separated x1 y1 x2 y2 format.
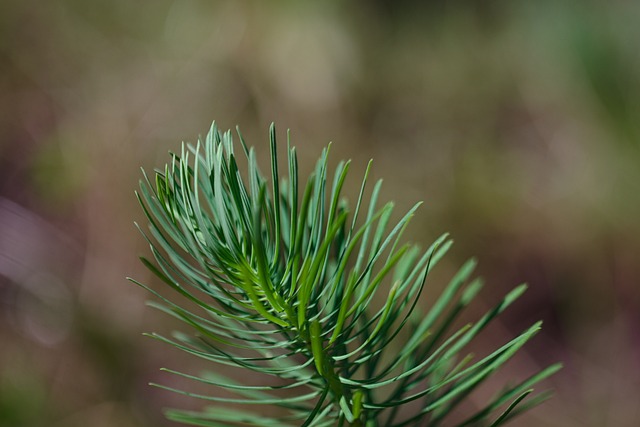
1 1 639 426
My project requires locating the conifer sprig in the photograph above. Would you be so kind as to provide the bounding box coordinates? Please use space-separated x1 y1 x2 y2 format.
131 123 560 426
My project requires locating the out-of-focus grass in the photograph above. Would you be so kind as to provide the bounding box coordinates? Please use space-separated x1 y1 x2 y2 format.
1 1 639 426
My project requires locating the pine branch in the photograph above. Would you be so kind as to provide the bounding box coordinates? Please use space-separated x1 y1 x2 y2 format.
131 122 560 426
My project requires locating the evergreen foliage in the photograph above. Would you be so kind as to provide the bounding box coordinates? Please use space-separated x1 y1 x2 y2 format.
131 123 560 426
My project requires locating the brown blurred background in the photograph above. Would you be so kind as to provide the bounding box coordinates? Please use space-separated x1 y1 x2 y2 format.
1 1 639 426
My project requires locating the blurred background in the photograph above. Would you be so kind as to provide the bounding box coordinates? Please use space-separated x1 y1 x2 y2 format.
1 1 639 426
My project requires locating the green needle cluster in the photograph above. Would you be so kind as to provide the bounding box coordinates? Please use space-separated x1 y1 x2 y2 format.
131 123 560 426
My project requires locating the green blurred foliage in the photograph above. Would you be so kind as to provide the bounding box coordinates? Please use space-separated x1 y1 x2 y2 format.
1 0 639 426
